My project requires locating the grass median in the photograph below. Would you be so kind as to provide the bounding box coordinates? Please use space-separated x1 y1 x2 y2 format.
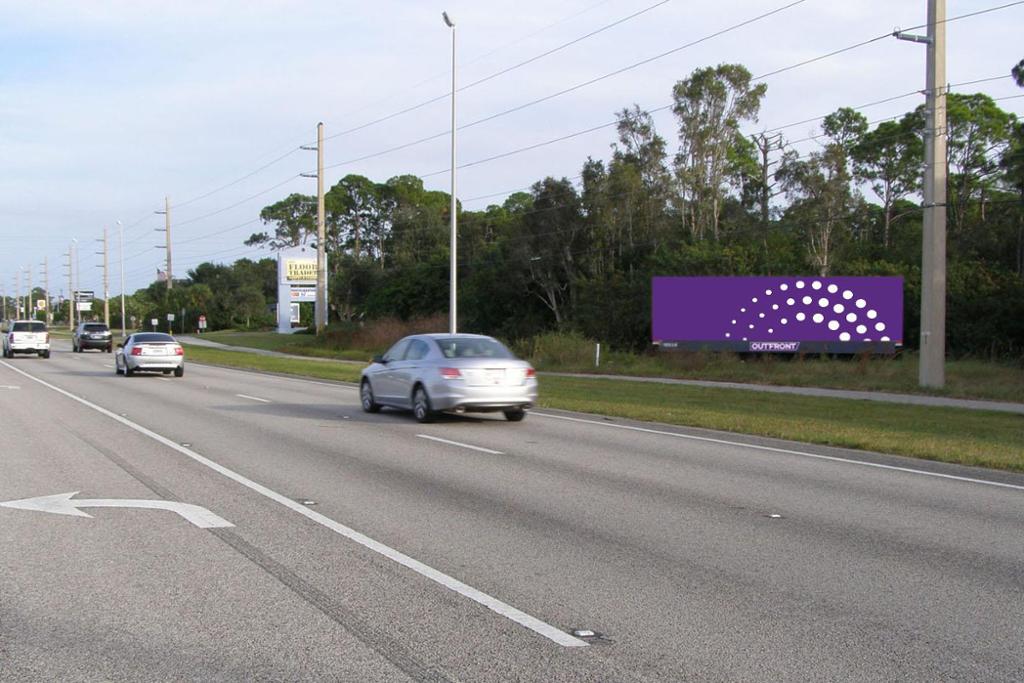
185 344 1024 473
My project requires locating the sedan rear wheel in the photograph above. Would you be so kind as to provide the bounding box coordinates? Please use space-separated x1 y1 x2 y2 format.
412 385 434 423
503 408 526 422
361 380 380 413
174 366 184 378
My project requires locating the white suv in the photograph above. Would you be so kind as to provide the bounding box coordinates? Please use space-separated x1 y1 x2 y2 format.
3 320 51 359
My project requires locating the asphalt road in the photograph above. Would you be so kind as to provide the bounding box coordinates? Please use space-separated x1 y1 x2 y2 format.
2 342 1022 682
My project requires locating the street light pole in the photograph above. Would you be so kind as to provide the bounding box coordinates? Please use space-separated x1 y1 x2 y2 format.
443 10 457 335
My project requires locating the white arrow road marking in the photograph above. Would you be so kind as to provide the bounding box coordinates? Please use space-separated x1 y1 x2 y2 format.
0 491 233 528
417 434 504 455
236 394 271 403
1 359 587 647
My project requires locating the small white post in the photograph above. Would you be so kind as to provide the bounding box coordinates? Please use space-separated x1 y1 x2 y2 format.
595 342 601 368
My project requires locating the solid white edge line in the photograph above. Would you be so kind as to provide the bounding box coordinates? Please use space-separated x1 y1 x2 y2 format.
533 411 1024 492
1 360 587 648
416 434 504 455
190 361 359 391
236 394 271 403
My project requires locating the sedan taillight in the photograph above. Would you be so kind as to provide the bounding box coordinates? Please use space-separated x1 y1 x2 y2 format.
525 367 536 379
440 367 461 379
174 346 184 356
130 347 143 356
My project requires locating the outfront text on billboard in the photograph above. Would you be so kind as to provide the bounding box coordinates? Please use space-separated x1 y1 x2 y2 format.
652 276 903 353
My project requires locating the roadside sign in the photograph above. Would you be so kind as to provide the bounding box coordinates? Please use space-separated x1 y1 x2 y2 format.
198 315 207 330
289 303 301 324
74 290 94 302
36 299 46 311
166 313 175 322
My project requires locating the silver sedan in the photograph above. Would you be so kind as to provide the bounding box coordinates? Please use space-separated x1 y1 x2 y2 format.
115 332 185 377
360 333 538 423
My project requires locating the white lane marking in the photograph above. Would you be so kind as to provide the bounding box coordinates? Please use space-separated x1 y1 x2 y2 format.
157 377 171 382
236 394 271 403
0 385 20 390
533 412 1024 493
1 361 586 648
103 364 113 368
417 434 504 455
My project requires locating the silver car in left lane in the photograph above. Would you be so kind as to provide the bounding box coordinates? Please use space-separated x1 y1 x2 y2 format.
115 332 185 377
360 333 538 423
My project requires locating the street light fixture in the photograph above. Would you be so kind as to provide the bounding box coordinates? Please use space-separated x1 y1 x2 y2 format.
443 10 457 334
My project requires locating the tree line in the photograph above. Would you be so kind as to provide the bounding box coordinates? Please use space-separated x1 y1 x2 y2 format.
36 62 1024 357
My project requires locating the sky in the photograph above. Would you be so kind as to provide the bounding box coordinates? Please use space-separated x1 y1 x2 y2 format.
1 0 1022 301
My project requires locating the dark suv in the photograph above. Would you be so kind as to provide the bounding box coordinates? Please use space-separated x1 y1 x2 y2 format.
73 322 113 353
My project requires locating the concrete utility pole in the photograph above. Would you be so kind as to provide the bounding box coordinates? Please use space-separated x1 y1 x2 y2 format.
316 122 326 334
117 220 126 337
919 0 947 388
98 227 110 327
65 250 73 330
897 0 947 388
41 257 50 325
443 11 458 334
25 266 32 322
14 271 20 318
74 239 81 324
156 197 173 289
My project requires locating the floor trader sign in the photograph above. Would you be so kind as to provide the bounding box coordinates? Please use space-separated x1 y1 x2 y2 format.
651 276 903 354
276 246 325 333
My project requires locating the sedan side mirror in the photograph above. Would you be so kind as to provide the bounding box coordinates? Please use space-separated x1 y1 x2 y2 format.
372 354 386 364
116 343 124 349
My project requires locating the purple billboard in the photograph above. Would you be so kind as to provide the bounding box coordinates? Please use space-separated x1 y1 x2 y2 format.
652 276 903 353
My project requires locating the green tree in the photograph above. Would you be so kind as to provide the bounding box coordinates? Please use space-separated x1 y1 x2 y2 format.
672 64 766 241
851 113 924 247
943 94 1015 240
248 193 317 249
777 144 863 276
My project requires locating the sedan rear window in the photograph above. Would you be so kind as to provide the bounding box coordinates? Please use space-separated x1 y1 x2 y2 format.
83 324 109 332
133 333 175 343
434 337 514 359
12 322 46 333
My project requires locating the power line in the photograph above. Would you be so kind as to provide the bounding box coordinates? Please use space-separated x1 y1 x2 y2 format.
321 0 807 174
323 0 671 143
320 0 621 133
